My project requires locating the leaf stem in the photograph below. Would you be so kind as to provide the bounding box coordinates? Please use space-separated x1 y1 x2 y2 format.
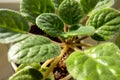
75 36 89 43
64 23 68 32
42 45 69 80
51 40 66 47
81 16 89 25
69 46 80 51
41 58 54 68
60 74 73 80
72 43 93 47
58 36 65 43
11 62 17 71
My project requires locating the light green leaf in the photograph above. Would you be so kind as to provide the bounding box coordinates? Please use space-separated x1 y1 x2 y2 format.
52 0 64 8
58 0 83 25
80 0 99 14
87 8 120 41
0 9 30 43
66 42 120 80
20 0 55 23
91 0 114 14
0 28 29 43
17 63 41 71
36 13 64 37
9 67 43 80
8 35 61 64
62 25 95 38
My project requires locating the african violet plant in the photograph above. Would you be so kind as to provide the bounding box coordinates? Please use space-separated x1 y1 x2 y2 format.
1 0 120 80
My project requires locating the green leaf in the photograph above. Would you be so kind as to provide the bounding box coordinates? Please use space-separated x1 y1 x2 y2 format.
36 13 64 37
52 0 64 8
66 42 120 80
9 67 43 80
0 9 30 43
96 0 114 9
91 0 114 15
20 0 55 23
0 9 29 32
8 35 61 64
58 0 83 25
80 0 100 14
62 25 95 38
0 28 29 43
87 8 120 41
96 0 114 10
17 63 41 71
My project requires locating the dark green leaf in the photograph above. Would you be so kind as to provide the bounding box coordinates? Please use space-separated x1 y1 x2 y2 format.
0 9 29 32
69 24 82 31
9 67 43 80
87 8 120 41
36 13 64 37
8 35 61 64
62 25 95 38
20 0 55 23
52 0 64 8
80 0 99 14
66 42 120 80
58 0 83 25
0 9 30 43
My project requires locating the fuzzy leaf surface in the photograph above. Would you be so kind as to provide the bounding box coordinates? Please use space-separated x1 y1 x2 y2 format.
62 25 95 38
0 28 29 43
58 0 83 25
91 0 114 14
36 13 64 37
87 8 120 41
20 0 55 23
8 35 61 64
17 63 41 71
66 42 120 80
9 67 43 80
52 0 64 8
80 0 99 14
0 9 29 43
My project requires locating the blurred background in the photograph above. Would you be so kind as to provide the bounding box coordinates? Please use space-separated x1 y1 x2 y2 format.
0 1 20 80
0 0 120 80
